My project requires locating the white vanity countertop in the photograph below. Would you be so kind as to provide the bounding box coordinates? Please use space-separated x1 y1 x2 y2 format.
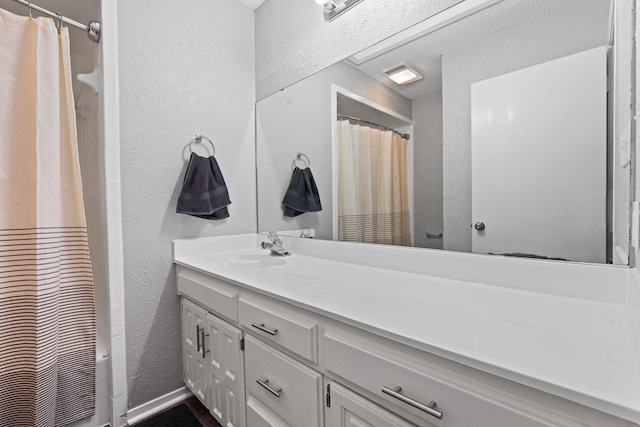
173 234 640 423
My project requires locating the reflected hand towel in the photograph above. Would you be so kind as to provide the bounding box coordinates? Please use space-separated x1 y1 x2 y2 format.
177 153 231 219
282 167 322 217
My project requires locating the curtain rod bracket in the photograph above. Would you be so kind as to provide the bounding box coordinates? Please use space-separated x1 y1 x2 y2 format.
88 21 101 43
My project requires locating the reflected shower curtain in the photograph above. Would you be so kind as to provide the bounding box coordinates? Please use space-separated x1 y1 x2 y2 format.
337 120 411 246
0 10 96 427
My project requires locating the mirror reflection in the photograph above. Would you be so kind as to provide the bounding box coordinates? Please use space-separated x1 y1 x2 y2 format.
257 0 627 265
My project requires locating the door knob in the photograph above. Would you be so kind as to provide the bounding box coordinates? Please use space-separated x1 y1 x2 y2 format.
474 222 485 231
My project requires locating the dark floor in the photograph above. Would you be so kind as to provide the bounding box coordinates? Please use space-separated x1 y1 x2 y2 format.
182 396 222 427
132 396 222 427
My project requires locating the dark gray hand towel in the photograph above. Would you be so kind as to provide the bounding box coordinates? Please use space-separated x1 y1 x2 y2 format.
177 153 231 219
282 167 322 217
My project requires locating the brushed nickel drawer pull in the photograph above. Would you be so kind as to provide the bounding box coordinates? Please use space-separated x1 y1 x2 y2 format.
201 328 209 359
256 378 282 398
382 385 443 419
251 322 278 336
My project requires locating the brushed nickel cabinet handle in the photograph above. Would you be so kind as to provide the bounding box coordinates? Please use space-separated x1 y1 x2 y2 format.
251 322 278 336
382 385 443 419
201 327 209 359
256 378 282 398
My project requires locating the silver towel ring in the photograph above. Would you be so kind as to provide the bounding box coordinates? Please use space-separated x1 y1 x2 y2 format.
189 134 215 156
292 152 310 170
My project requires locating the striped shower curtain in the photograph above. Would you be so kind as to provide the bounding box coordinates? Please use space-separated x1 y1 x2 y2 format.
337 120 411 246
0 10 96 427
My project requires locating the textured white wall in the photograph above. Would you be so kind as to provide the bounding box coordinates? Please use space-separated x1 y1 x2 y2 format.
441 0 608 252
255 0 462 100
118 0 256 408
256 61 411 238
412 93 443 249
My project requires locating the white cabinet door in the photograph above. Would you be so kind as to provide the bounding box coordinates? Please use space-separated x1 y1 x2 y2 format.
328 382 418 427
206 313 246 427
181 298 208 405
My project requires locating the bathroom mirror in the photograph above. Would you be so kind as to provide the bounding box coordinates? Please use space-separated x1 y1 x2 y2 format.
257 0 631 266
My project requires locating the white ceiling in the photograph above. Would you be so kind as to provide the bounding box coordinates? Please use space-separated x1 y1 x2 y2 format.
235 0 267 9
350 0 611 100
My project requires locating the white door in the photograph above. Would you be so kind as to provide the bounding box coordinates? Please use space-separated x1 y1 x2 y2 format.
206 313 246 427
181 298 208 405
471 47 607 263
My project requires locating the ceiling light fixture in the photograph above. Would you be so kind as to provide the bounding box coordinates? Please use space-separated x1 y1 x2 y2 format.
383 64 423 85
315 0 364 22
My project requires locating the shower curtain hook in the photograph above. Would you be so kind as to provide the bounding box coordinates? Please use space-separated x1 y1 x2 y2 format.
28 2 33 19
54 13 63 33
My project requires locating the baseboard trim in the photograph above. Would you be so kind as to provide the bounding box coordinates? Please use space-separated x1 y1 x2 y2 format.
126 386 193 425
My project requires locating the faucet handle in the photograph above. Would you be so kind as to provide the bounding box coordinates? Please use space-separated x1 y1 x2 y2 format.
267 232 281 245
300 229 312 238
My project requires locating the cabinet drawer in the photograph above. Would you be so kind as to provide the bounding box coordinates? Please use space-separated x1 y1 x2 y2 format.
329 381 417 427
239 297 318 363
177 267 237 321
247 396 289 427
325 328 550 427
245 335 323 427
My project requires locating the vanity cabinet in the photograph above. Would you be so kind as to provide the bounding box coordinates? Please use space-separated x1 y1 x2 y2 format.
177 264 638 427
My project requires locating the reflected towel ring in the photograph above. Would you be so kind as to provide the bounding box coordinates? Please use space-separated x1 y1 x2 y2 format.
292 152 310 170
189 134 215 156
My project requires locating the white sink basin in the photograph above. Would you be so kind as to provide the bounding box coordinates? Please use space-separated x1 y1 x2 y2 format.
226 254 287 268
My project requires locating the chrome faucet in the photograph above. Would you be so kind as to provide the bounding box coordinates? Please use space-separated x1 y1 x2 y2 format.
260 232 291 256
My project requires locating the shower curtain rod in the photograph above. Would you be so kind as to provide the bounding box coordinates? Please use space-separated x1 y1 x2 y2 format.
338 114 410 140
12 0 101 43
